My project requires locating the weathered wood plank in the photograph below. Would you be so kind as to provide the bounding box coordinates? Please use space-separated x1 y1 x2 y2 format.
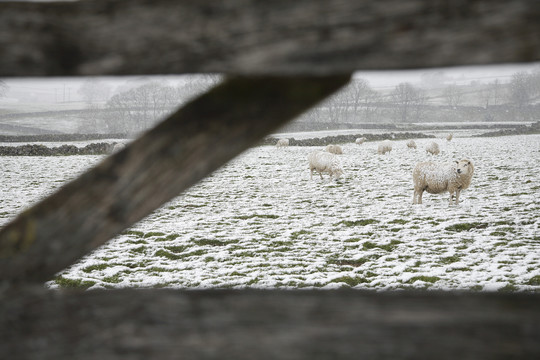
0 0 539 76
1 287 539 360
0 75 350 283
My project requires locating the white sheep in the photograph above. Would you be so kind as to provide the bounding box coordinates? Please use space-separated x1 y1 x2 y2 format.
355 137 366 145
276 138 289 147
325 144 343 155
406 140 417 149
378 140 392 155
308 151 344 180
425 141 440 155
412 159 474 205
446 133 453 141
111 143 125 153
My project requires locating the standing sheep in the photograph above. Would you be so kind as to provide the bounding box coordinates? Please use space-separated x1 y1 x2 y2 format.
446 133 453 141
378 140 392 155
326 144 343 155
406 140 417 149
425 141 440 155
412 159 474 205
308 151 344 180
355 137 366 145
276 138 289 147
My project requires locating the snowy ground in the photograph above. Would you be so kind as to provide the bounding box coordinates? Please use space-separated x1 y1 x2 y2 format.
1 135 539 291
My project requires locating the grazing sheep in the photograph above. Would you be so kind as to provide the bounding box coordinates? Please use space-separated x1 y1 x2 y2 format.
446 133 453 141
111 143 125 153
276 138 289 147
378 140 392 155
412 159 474 205
326 144 343 155
355 137 366 145
425 141 440 155
308 151 344 180
406 140 417 149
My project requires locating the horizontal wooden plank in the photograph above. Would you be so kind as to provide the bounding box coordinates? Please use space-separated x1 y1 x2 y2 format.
1 287 540 359
0 75 350 283
0 0 539 76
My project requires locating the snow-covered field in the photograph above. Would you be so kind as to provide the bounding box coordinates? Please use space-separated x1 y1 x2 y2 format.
1 135 539 291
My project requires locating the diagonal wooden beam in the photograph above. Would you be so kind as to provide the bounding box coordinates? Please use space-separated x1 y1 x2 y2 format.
0 0 539 77
0 75 351 284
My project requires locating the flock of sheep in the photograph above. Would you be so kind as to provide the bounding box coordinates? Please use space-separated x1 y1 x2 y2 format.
277 134 474 205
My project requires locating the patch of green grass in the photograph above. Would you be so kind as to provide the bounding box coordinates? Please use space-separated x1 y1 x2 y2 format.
330 276 369 287
54 276 96 290
236 214 279 220
130 246 147 254
526 276 540 286
144 232 166 238
194 239 235 246
102 274 122 284
490 231 507 236
362 240 402 251
155 249 183 260
337 219 379 227
440 255 461 264
406 276 440 284
498 284 518 292
82 263 109 273
378 240 402 251
363 241 378 250
165 245 188 253
291 230 312 239
445 222 489 232
388 219 408 225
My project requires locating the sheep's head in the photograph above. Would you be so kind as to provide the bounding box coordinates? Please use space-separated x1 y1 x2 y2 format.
455 159 474 177
332 166 344 179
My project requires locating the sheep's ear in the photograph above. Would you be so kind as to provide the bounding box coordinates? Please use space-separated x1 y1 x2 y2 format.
455 160 459 164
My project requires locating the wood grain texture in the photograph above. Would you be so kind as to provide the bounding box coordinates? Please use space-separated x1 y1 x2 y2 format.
0 75 350 283
0 0 539 76
1 287 540 360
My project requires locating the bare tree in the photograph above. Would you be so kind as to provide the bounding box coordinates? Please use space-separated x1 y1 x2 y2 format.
442 84 463 108
391 82 423 122
507 71 538 120
106 81 179 133
78 78 111 105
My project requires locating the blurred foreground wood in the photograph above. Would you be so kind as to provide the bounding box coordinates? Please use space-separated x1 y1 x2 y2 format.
0 0 539 76
1 287 539 360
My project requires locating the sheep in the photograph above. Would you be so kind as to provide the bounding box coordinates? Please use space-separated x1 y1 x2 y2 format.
412 159 474 205
406 140 417 149
378 140 392 155
446 133 453 141
308 151 344 180
355 137 366 145
425 141 440 155
326 144 343 155
276 138 289 147
111 142 125 153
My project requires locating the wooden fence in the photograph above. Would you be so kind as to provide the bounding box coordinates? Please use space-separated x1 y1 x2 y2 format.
1 1 540 358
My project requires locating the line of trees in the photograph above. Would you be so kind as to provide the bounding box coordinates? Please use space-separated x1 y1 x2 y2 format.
73 69 539 134
302 69 540 124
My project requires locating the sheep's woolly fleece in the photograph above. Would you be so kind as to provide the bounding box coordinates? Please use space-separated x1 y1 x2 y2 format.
0 135 539 292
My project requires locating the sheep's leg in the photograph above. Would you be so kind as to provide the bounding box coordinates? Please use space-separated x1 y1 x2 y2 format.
414 188 423 204
319 171 324 180
449 191 455 205
455 190 461 205
310 168 313 180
